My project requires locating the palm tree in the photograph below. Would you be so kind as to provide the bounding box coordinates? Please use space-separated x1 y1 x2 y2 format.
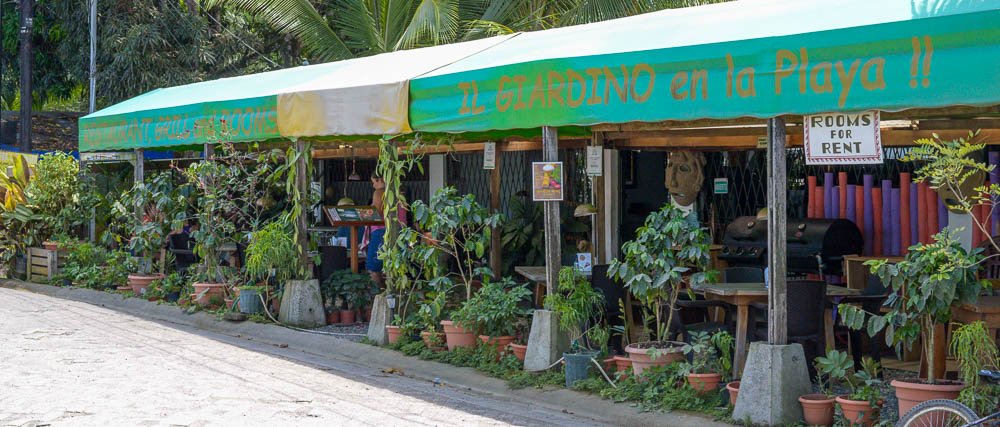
205 0 727 63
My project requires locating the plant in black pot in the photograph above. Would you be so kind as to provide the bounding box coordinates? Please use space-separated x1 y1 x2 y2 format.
546 267 605 388
608 203 716 377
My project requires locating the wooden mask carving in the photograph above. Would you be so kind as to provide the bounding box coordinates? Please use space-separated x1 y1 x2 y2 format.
665 151 706 207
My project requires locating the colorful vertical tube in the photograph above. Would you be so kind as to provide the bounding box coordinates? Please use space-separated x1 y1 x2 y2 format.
891 188 901 255
873 188 883 256
863 175 874 255
824 172 835 219
927 185 939 241
900 173 911 254
881 180 892 254
807 176 818 218
973 204 986 246
910 182 919 246
839 172 848 219
855 187 864 231
815 187 825 222
938 198 948 230
917 182 929 243
831 187 840 221
846 184 857 225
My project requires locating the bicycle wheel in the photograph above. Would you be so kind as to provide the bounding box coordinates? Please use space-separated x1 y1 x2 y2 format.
897 399 978 427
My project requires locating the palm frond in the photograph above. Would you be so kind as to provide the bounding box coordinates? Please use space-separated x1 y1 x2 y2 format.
394 0 461 50
205 0 354 61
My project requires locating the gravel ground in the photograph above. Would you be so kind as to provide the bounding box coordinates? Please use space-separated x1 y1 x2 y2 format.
313 322 369 342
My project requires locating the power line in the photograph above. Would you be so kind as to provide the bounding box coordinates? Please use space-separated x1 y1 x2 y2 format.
197 4 279 68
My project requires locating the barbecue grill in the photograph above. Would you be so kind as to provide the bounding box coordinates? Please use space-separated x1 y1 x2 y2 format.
718 217 863 276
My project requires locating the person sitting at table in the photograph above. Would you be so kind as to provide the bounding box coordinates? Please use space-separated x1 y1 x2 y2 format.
362 175 409 290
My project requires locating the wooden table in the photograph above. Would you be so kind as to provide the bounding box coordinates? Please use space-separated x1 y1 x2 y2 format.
692 282 859 378
843 255 903 290
515 266 591 307
955 295 1000 336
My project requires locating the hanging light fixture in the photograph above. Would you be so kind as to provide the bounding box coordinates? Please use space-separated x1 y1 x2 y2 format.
348 147 361 181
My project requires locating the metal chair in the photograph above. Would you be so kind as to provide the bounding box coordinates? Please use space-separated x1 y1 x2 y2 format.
750 280 827 372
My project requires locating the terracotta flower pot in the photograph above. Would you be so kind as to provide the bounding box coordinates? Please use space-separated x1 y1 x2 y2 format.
891 378 964 418
478 335 515 360
42 241 60 251
440 320 477 350
686 372 723 394
191 282 226 307
510 343 528 361
127 273 164 296
340 309 356 324
421 331 446 350
835 396 880 427
726 381 740 406
799 393 836 426
612 355 632 372
325 311 340 324
386 325 403 344
117 285 132 293
624 341 684 376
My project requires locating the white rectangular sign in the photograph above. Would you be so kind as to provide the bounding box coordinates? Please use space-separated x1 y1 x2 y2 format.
586 146 603 176
483 141 496 170
804 111 882 165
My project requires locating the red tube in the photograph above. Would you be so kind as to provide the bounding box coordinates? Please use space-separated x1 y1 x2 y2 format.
927 185 938 241
900 173 911 254
807 176 817 218
873 188 883 256
973 203 985 247
815 185 825 221
838 172 848 219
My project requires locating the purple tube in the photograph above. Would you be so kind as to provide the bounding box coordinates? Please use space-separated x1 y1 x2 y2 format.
939 197 949 231
846 184 857 225
991 152 1000 233
863 175 874 255
882 180 892 255
831 186 840 222
891 188 901 255
910 182 919 246
824 172 835 219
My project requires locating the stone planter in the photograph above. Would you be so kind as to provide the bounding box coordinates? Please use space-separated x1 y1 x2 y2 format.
440 320 476 350
127 273 165 296
624 341 684 376
799 393 836 426
277 279 325 328
891 378 964 418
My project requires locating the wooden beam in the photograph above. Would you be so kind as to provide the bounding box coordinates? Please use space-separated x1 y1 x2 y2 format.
767 117 788 345
542 127 561 298
591 133 606 264
312 139 590 159
489 146 503 276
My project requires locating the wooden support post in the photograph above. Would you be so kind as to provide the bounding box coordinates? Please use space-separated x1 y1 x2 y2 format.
591 133 606 264
293 139 311 274
542 127 561 297
767 117 788 345
133 148 144 218
203 143 214 160
490 147 503 276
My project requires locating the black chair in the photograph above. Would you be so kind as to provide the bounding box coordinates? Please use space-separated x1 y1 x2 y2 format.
316 246 350 284
591 265 628 353
837 275 888 371
723 266 765 283
750 280 827 372
167 233 198 276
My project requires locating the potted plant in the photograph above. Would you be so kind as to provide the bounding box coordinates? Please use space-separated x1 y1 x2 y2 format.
324 270 376 325
843 131 995 415
679 330 731 394
609 204 716 376
950 321 1000 415
545 267 605 387
607 299 634 373
411 187 503 346
841 229 984 416
417 293 447 351
832 356 884 427
147 272 185 303
802 349 852 427
453 277 531 357
509 314 532 362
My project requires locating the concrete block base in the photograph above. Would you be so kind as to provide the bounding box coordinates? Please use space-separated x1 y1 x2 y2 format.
524 310 568 372
278 279 326 328
732 342 811 426
367 294 389 345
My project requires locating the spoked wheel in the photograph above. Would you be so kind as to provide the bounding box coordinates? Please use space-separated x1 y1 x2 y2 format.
897 399 979 427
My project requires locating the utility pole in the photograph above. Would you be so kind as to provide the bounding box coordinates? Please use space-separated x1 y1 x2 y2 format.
89 0 96 114
18 0 33 153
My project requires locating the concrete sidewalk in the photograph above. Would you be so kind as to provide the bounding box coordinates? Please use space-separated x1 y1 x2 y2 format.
0 279 729 427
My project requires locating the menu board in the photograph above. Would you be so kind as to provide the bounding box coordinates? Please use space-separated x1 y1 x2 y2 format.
324 205 383 224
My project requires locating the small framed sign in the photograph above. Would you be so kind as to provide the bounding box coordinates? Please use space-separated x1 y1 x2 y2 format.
483 141 496 170
713 178 729 194
804 111 882 165
532 162 564 201
586 146 603 176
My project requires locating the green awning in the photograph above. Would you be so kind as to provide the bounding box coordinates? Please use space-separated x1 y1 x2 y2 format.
409 0 1000 133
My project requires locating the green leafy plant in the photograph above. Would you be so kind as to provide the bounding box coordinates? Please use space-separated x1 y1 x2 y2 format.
815 349 854 397
679 331 722 376
26 152 91 237
110 171 190 275
411 186 503 301
500 193 544 273
244 217 301 284
819 349 883 405
840 229 986 384
452 277 531 337
147 272 186 300
711 330 735 381
608 203 716 344
586 324 611 357
323 269 377 310
545 266 605 349
951 321 1000 414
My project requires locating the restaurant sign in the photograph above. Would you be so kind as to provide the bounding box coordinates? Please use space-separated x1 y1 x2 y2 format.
804 111 881 165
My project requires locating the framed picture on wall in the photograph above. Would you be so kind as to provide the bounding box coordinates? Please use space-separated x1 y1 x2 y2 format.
532 162 564 201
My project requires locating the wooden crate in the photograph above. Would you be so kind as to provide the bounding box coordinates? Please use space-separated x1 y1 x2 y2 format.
28 247 66 283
